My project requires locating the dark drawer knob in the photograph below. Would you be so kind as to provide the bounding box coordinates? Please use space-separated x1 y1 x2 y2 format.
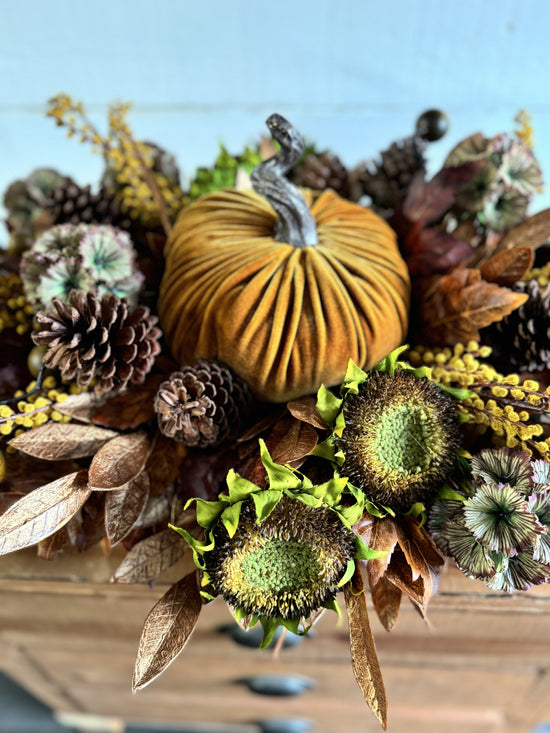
244 674 315 696
258 718 313 733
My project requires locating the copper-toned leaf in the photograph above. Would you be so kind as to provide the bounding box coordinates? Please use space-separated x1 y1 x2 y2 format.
9 423 119 460
344 568 387 730
91 374 165 430
112 528 188 583
133 493 172 530
497 208 550 253
369 574 402 632
53 392 107 423
384 548 425 611
0 471 91 556
479 247 534 287
105 471 150 546
133 572 202 691
286 396 329 430
88 431 151 491
394 516 444 613
270 419 318 466
37 526 68 560
363 517 399 588
418 268 528 344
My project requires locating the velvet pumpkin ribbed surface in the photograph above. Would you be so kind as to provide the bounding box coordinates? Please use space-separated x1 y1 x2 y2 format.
158 187 410 402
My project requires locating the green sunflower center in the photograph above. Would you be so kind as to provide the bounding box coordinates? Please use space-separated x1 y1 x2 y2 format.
241 539 321 593
372 404 439 475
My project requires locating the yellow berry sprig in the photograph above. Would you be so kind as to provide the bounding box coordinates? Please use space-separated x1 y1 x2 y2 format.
408 342 550 458
0 375 74 441
0 273 35 335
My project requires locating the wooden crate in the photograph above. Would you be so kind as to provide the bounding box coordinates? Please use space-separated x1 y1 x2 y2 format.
1 547 550 733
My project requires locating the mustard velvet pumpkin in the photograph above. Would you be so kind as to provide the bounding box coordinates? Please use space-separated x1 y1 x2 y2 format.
158 116 410 402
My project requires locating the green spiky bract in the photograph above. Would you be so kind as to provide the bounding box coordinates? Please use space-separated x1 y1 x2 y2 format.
170 440 382 647
314 348 467 514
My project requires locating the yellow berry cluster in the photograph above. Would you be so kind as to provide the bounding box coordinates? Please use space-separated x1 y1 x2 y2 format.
0 375 76 441
0 273 35 335
514 109 534 149
525 262 550 288
408 341 550 458
46 93 186 228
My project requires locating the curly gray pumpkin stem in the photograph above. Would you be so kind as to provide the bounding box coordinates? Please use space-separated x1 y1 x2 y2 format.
251 114 318 248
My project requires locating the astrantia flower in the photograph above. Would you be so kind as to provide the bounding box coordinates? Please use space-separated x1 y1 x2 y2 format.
499 143 543 195
323 351 463 512
481 188 528 231
429 448 550 591
463 483 545 555
471 448 532 494
79 226 138 285
39 258 94 304
19 222 143 308
171 440 379 646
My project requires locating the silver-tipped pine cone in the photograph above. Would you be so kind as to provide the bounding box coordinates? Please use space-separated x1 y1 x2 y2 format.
336 370 461 511
153 360 254 448
32 289 162 395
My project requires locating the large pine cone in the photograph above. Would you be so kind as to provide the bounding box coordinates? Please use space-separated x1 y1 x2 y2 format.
350 136 427 212
32 290 162 394
154 360 253 448
49 181 134 232
291 151 350 197
483 279 550 372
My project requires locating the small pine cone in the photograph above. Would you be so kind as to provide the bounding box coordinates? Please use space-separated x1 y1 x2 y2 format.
484 280 550 371
291 151 350 197
32 290 162 395
349 136 427 211
49 181 134 232
154 360 253 448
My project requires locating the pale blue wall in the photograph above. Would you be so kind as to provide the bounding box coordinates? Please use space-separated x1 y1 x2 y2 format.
1 0 549 240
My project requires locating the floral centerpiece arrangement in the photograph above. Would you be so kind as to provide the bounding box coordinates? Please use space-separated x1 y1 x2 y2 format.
1 97 550 729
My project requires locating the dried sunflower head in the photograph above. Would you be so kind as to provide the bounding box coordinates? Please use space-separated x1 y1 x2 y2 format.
170 440 379 646
316 348 464 513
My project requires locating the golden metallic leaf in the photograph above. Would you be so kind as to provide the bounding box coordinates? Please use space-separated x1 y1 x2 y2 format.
9 423 119 460
364 516 399 588
0 471 91 556
344 568 387 730
105 471 150 546
112 528 188 583
88 431 151 490
394 515 444 613
497 208 550 252
53 392 107 423
369 575 402 632
37 526 68 560
133 572 202 691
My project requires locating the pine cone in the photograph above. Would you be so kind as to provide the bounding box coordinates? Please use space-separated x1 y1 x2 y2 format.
32 290 162 395
483 280 550 371
349 136 427 212
49 181 134 232
154 360 253 448
291 151 350 197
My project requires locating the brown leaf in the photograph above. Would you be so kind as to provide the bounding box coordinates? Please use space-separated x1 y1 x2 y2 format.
363 517 399 588
384 548 425 611
37 526 68 560
418 268 528 344
88 431 151 490
105 471 150 546
479 247 534 287
133 571 202 691
270 419 318 465
405 228 474 277
9 423 119 460
146 433 187 495
403 162 482 225
286 396 329 430
133 493 172 530
369 575 402 632
0 471 91 556
394 516 444 613
112 528 188 583
53 392 107 422
497 208 550 253
344 567 387 730
91 374 166 430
